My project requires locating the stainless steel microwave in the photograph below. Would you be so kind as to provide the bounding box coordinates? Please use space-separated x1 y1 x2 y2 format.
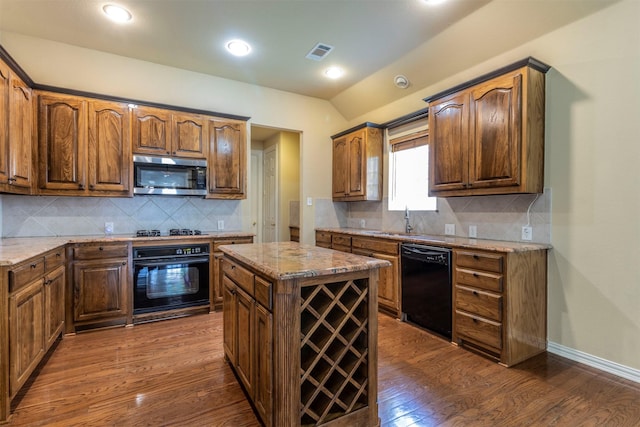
133 155 207 196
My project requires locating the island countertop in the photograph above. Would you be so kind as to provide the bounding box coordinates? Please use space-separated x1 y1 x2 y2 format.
219 241 390 281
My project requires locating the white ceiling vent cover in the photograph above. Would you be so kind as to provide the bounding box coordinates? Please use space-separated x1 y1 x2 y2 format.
306 43 334 61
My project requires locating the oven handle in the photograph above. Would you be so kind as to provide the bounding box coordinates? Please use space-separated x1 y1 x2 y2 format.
133 257 210 268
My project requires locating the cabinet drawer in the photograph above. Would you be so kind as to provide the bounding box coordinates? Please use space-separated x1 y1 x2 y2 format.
73 244 129 260
456 310 502 350
213 238 253 251
352 237 399 255
456 285 502 322
10 257 45 292
456 251 503 273
456 268 503 293
254 276 272 311
332 234 351 247
315 231 332 245
223 258 254 296
45 248 66 272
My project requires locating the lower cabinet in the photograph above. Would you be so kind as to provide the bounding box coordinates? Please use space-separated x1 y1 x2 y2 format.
69 242 130 331
44 264 66 349
212 236 254 311
222 258 272 427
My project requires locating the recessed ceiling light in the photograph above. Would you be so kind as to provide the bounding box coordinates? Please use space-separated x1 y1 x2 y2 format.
226 39 252 57
324 66 344 79
422 0 447 5
102 4 132 23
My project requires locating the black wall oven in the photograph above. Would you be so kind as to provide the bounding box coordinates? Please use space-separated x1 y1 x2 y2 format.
133 243 210 315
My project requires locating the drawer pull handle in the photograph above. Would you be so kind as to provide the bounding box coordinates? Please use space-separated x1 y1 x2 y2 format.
30 264 37 269
56 252 61 257
231 265 236 270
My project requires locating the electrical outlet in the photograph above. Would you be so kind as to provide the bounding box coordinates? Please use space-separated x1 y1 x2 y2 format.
445 224 455 235
522 226 532 241
469 225 477 238
217 220 225 230
307 197 313 206
359 219 366 228
104 222 114 235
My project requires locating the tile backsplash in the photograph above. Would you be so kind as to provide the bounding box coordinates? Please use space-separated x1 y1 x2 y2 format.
315 188 551 244
1 195 246 237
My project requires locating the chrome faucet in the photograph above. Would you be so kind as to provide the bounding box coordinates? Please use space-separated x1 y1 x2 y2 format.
404 206 413 234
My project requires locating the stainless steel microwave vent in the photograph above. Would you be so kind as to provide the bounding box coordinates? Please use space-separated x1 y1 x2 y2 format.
306 43 333 61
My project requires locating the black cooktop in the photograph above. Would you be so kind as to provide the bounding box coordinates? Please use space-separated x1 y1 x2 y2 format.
135 229 203 237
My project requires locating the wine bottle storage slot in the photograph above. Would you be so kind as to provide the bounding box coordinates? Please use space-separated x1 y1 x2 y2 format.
300 278 369 425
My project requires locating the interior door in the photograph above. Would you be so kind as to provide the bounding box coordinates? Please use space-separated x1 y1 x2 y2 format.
262 145 277 242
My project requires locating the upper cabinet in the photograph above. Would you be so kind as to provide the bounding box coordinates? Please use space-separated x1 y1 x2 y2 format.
426 58 549 197
207 118 246 199
331 123 383 202
0 57 34 195
132 106 207 159
37 92 131 197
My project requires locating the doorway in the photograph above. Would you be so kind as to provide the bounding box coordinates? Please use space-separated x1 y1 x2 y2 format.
250 125 301 243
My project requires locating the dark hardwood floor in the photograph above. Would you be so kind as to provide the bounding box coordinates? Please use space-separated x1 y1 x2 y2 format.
7 312 640 426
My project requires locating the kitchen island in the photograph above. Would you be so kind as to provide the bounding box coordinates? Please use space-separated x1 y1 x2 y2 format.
219 242 390 427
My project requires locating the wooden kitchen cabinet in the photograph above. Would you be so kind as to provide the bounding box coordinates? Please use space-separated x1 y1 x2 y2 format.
70 243 130 331
426 58 549 197
452 248 547 366
222 257 273 426
212 236 254 311
172 112 208 158
352 237 400 318
131 105 171 156
207 118 246 199
37 92 132 196
332 123 383 201
0 57 34 195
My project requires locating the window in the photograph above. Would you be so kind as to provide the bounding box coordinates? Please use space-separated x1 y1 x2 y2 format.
388 131 437 211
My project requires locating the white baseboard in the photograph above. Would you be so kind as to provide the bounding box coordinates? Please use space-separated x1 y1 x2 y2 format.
547 341 640 384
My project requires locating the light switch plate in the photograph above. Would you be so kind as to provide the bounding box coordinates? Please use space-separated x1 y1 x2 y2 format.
217 220 225 230
469 225 477 238
445 224 455 235
307 197 313 206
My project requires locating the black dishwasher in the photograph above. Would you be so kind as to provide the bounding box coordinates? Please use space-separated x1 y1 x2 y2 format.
401 244 452 339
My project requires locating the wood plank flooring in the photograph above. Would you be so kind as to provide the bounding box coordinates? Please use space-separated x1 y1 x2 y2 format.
6 312 640 426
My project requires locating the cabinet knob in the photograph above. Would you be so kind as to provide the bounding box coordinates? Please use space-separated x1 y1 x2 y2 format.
78 184 85 190
89 184 95 190
472 272 479 278
122 261 127 265
98 246 104 251
472 290 479 296
7 177 16 183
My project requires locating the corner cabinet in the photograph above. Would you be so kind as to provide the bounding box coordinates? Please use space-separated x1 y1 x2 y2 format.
332 123 383 201
0 57 34 195
426 58 550 197
207 118 247 199
36 92 132 197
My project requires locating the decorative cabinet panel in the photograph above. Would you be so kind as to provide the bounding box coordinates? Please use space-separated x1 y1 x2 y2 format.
426 58 549 197
207 119 246 199
37 92 87 193
131 105 171 156
0 57 34 194
87 100 132 194
332 123 383 201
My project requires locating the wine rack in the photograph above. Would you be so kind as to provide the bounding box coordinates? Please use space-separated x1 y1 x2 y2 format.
299 278 369 425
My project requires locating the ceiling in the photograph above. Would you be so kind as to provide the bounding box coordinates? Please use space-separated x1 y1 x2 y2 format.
0 0 619 120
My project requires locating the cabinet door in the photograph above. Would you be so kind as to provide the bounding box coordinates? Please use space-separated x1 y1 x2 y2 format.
38 93 87 193
172 113 207 158
208 119 246 198
428 92 469 194
332 135 348 199
222 277 237 365
44 264 65 349
468 72 522 189
235 286 254 398
131 106 171 156
87 100 131 194
9 278 45 397
73 258 128 323
8 74 33 192
374 252 400 315
0 61 9 186
254 303 272 427
213 252 224 310
346 129 366 197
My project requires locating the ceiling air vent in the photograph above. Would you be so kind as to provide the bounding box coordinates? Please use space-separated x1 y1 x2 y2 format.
306 43 334 61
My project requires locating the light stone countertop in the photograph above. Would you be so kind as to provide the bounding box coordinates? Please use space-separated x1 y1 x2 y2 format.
219 241 390 281
0 231 254 266
316 227 552 253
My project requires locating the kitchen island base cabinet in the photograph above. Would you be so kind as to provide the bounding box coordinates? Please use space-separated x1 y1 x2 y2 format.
221 242 384 427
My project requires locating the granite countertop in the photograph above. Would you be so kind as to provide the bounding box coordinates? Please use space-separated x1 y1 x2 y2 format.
0 231 254 266
219 241 390 281
316 227 552 253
